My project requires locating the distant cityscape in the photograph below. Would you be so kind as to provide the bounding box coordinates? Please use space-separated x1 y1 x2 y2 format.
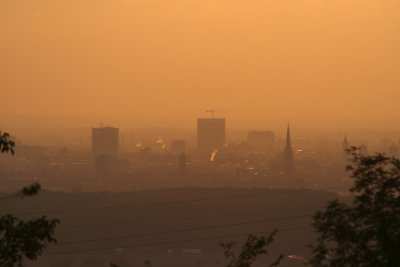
1 116 399 193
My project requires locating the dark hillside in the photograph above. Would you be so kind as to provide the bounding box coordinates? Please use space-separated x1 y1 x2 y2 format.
1 187 336 267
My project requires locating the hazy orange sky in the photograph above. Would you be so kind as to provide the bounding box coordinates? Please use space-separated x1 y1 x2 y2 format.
1 0 399 130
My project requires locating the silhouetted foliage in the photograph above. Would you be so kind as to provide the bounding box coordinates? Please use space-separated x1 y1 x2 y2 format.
0 183 42 201
0 215 59 267
220 230 283 267
0 132 59 267
311 147 400 267
17 183 41 198
0 132 15 155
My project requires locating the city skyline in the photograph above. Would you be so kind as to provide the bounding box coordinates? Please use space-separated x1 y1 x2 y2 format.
1 1 400 266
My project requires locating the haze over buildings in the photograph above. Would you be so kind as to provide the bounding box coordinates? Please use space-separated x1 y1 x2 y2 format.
247 130 275 153
1 1 400 266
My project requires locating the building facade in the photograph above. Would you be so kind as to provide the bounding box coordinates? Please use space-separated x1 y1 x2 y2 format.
197 118 226 153
91 126 119 178
92 126 119 158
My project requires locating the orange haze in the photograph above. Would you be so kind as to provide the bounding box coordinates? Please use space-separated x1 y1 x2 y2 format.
1 0 399 129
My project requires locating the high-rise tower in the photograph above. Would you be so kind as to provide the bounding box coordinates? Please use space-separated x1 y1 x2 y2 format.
197 118 226 154
91 125 119 178
92 126 119 158
282 124 294 173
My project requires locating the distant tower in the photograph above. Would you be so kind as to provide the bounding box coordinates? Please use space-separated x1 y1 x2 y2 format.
91 125 119 179
92 126 119 158
342 135 349 153
197 118 226 154
282 125 294 173
179 152 187 175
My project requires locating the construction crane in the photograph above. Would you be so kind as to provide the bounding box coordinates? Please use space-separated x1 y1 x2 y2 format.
205 108 232 119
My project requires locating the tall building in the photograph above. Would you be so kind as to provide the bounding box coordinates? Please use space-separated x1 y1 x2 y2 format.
282 125 294 173
92 126 119 178
92 126 119 158
247 130 275 152
197 118 225 153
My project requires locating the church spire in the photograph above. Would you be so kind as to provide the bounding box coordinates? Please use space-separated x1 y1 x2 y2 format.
282 124 294 173
285 124 292 150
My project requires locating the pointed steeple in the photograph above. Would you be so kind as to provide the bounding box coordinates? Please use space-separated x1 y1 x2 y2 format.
285 124 292 150
282 124 294 173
